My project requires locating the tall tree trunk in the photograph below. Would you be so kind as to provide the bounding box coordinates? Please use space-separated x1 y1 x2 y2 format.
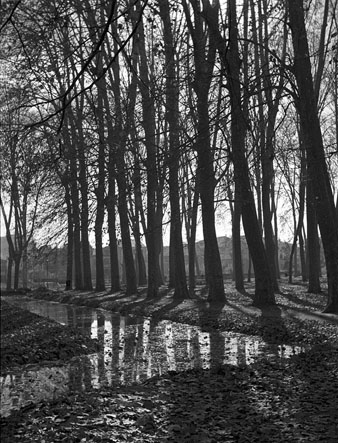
103 81 120 293
1 160 15 291
287 0 338 313
137 9 161 299
232 184 244 291
75 107 93 291
197 98 225 301
202 0 275 305
299 230 307 282
225 0 275 306
132 156 147 287
304 0 330 294
134 229 147 286
247 255 252 283
68 110 92 291
64 180 73 291
129 186 147 287
272 185 281 279
306 166 321 293
159 0 189 299
155 190 165 287
67 133 82 290
116 170 137 295
288 146 306 283
106 170 120 293
13 253 21 289
189 189 199 295
107 31 138 296
251 0 286 293
94 69 106 292
183 0 225 303
227 172 244 288
22 244 28 288
168 222 175 288
184 177 199 296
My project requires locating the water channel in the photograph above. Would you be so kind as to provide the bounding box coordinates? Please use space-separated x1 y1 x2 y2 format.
1 296 306 417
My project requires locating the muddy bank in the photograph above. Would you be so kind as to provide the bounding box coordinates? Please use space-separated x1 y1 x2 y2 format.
0 299 101 374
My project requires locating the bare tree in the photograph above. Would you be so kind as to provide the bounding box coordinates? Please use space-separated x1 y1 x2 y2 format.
159 0 189 300
287 0 338 313
183 0 225 303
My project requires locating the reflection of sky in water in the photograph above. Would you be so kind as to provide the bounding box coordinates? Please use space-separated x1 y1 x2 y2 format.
1 297 306 417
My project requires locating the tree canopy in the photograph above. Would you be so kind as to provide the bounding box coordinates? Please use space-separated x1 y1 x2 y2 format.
0 0 337 312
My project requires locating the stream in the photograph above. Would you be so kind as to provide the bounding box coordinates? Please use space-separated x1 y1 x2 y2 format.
1 296 306 417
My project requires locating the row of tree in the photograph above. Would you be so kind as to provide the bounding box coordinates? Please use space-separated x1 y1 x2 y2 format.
0 0 337 312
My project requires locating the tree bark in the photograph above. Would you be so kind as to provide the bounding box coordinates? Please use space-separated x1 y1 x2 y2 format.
93 81 106 292
299 229 307 282
66 129 83 290
159 0 189 300
304 0 330 294
168 222 175 289
225 0 275 306
134 228 147 287
181 157 199 295
116 168 137 295
108 31 138 296
251 0 287 293
132 155 147 287
306 148 321 293
288 147 306 283
183 0 225 303
287 0 338 313
13 253 21 289
64 179 73 291
22 245 28 288
106 165 120 293
137 12 161 299
232 183 244 291
1 197 15 290
75 105 93 291
201 0 275 305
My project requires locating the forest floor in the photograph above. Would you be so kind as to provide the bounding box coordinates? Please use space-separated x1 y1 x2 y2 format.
1 280 338 442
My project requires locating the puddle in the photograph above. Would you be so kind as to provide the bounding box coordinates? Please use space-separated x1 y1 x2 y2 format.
1 296 306 417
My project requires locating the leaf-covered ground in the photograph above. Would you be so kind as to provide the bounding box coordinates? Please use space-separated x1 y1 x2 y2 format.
2 346 337 442
1 281 338 442
0 298 102 374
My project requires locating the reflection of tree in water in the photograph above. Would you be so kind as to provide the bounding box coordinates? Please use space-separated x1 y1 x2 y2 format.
90 311 98 339
111 315 123 383
118 316 125 384
66 305 76 327
197 300 227 369
84 310 307 387
131 323 142 382
103 312 113 386
197 331 211 369
224 336 238 365
1 301 310 418
165 322 176 371
258 306 290 343
186 327 195 369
